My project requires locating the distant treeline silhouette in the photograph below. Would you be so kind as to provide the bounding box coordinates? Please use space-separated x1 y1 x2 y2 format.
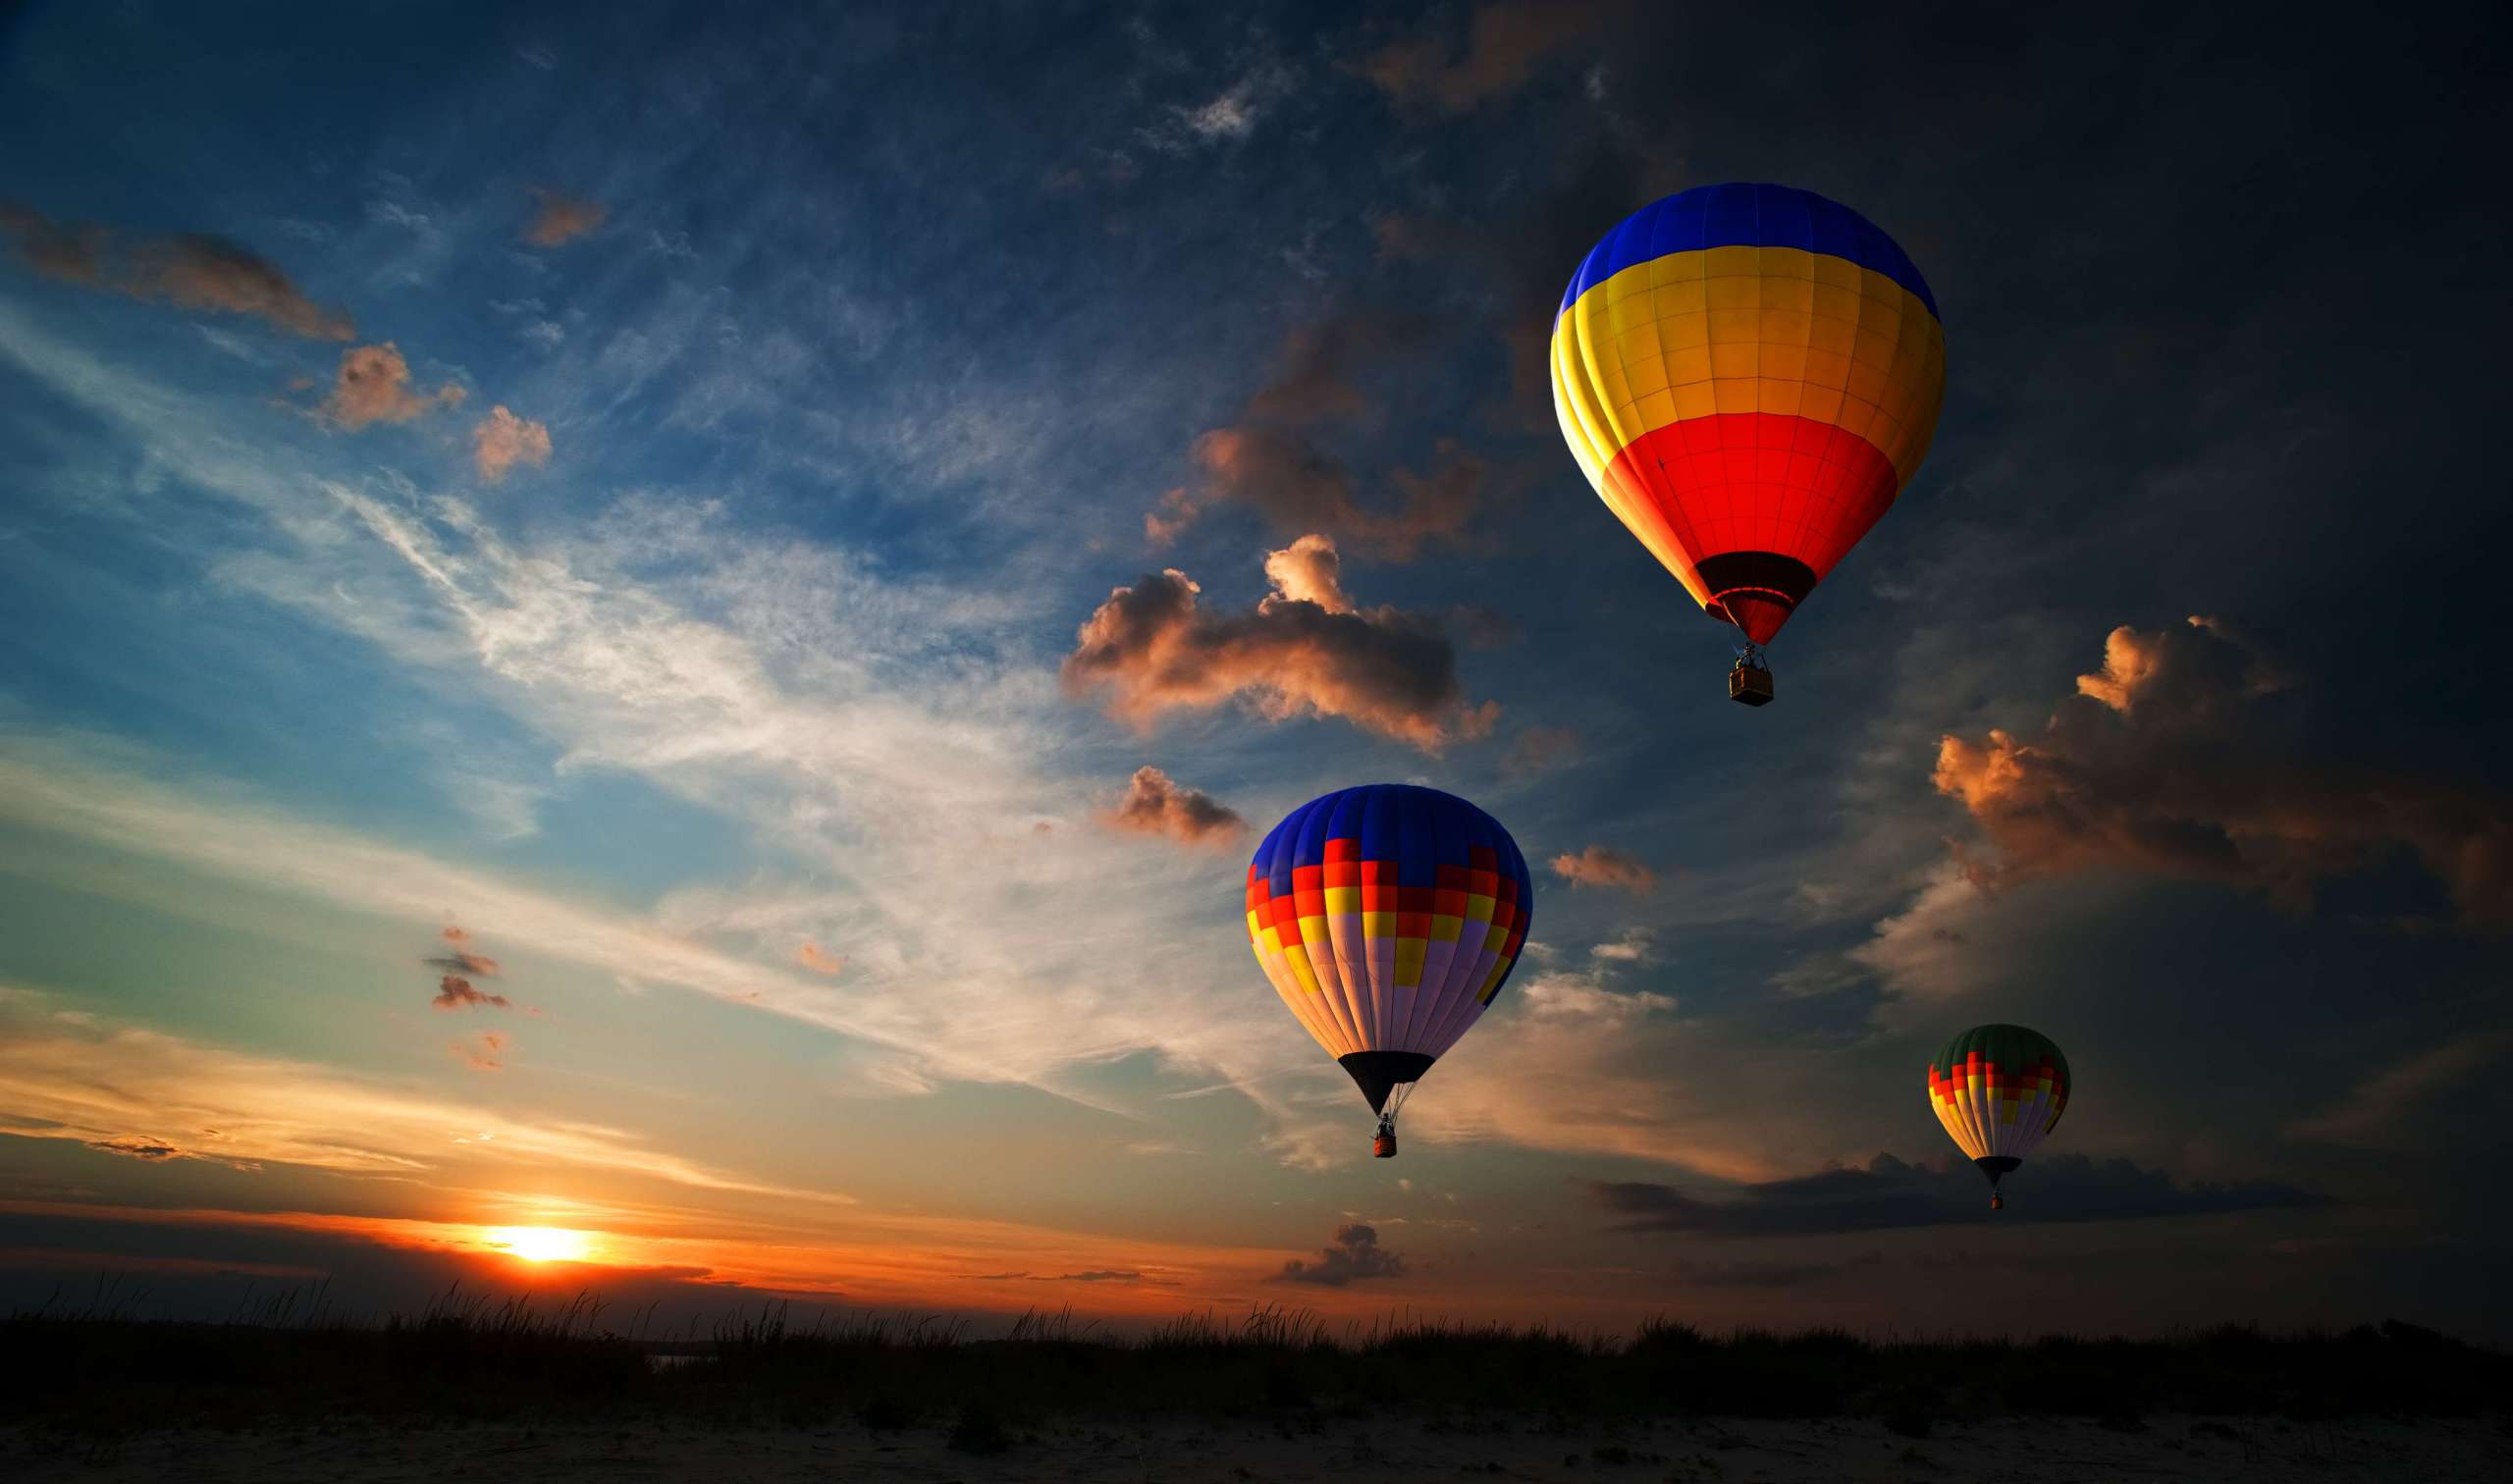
5 1282 2507 1442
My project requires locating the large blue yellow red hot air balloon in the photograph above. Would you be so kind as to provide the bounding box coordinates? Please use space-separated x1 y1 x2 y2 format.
1551 183 1947 705
1245 784 1533 1158
1928 1024 2070 1210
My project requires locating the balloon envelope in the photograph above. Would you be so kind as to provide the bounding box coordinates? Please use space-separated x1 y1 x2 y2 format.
1928 1023 2070 1168
1245 784 1533 1114
1551 183 1947 644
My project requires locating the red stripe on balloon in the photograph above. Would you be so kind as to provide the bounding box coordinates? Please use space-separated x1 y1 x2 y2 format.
1600 412 1900 645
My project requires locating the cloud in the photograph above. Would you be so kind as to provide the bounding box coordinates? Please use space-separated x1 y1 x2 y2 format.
523 190 607 247
1504 725 1582 778
1935 618 2511 927
451 1032 509 1072
1669 1250 1885 1290
125 234 355 340
1102 765 1246 846
0 200 106 283
1257 533 1352 613
0 988 835 1200
1362 0 1628 112
432 976 511 1011
82 1138 185 1162
471 406 554 483
2286 1030 2513 1150
1586 1151 2328 1237
1550 845 1656 895
794 941 847 977
1147 314 1488 557
1143 65 1294 152
1589 927 1653 963
0 204 352 339
1273 1222 1405 1287
1062 536 1496 750
319 343 465 429
424 924 502 979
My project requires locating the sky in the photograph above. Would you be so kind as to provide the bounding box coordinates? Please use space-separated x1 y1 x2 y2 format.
1 0 2509 1340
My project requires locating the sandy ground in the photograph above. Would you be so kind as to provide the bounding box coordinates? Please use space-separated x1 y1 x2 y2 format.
8 1413 2511 1483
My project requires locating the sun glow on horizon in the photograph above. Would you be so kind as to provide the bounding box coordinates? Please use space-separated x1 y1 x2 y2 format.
484 1225 596 1264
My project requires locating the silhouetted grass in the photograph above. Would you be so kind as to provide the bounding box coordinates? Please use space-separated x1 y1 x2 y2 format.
3 1289 2505 1440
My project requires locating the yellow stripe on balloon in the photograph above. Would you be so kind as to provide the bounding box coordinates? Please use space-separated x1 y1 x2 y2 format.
1551 245 1946 487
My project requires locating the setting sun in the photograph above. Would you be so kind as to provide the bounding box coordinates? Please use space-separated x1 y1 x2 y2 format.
485 1226 594 1264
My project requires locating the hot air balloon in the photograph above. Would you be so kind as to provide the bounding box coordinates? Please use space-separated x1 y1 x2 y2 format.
1551 183 1948 705
1245 784 1533 1158
1927 1024 2069 1210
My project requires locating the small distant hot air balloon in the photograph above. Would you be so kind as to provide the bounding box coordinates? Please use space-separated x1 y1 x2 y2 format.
1927 1024 2069 1210
1551 183 1948 705
1245 784 1533 1158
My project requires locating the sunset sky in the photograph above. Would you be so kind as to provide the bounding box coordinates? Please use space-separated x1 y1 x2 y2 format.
3 1 2509 1339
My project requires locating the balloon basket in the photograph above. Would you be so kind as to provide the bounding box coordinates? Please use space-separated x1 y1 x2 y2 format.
1372 1131 1397 1159
1729 661 1774 707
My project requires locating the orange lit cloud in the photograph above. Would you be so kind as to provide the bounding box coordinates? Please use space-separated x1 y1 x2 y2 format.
1101 765 1246 847
795 941 846 977
1063 537 1496 750
0 200 106 283
523 189 607 247
0 204 353 339
450 1031 509 1072
1550 845 1656 895
433 975 510 1010
1363 0 1628 113
318 342 465 428
1936 618 2510 927
0 991 836 1200
471 405 553 482
131 235 355 339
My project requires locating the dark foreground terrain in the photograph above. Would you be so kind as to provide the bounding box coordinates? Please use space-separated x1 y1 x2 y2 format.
6 1298 2509 1479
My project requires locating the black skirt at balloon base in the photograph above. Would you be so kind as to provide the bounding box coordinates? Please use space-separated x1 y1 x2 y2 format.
1338 1051 1434 1114
1975 1155 2020 1209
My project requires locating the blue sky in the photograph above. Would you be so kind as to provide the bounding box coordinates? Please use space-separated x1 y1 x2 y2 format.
1 0 2509 1335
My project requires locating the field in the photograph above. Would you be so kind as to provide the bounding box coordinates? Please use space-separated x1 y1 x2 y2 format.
5 1291 2511 1478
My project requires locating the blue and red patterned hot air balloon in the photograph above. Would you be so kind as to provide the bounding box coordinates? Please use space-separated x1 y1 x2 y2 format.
1551 183 1948 705
1245 784 1534 1158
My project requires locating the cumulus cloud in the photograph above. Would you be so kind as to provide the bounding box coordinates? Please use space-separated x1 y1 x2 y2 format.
1936 618 2511 927
433 976 511 1010
1550 845 1656 895
523 189 607 247
1587 1151 2327 1237
1258 532 1353 613
1589 927 1654 962
471 405 554 483
318 343 465 428
0 204 351 339
1102 765 1246 846
1273 1222 1405 1286
1363 2 1628 113
1062 536 1496 750
1146 313 1489 557
795 941 847 977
